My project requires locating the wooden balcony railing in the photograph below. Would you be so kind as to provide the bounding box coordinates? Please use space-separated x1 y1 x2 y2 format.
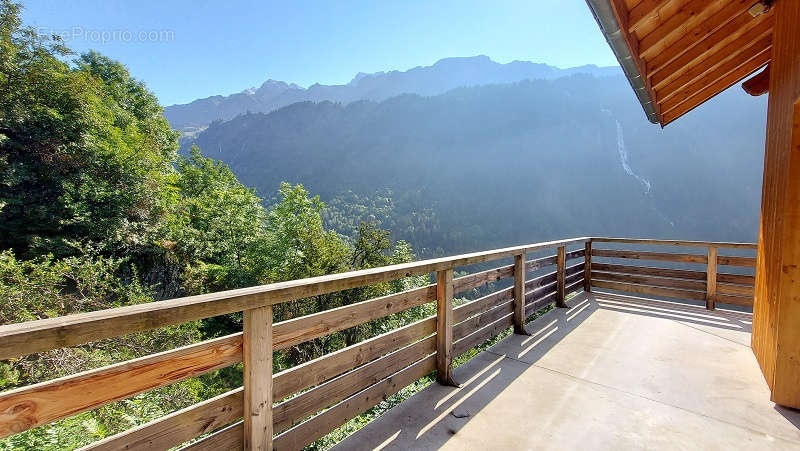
0 237 756 450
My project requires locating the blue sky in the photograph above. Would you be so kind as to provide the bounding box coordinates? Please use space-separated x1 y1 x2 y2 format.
21 0 619 106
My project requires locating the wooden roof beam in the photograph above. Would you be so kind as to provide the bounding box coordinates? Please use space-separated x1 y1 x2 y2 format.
628 0 672 33
655 17 773 98
661 47 770 125
660 35 771 113
647 0 761 79
742 64 770 95
639 0 729 61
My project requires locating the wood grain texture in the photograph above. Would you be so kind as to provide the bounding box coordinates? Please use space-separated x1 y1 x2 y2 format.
591 271 706 291
592 262 707 280
592 248 708 263
647 1 764 79
718 272 755 286
717 255 757 267
272 336 434 434
754 0 800 406
453 264 513 294
717 283 754 297
654 16 773 95
0 334 242 439
453 301 514 342
272 284 435 350
584 241 592 292
706 246 718 310
525 255 557 272
743 64 770 96
0 237 589 361
716 293 754 307
556 246 567 307
436 269 454 385
180 420 243 451
591 237 757 249
243 306 272 450
513 253 526 334
272 315 435 400
453 287 513 324
659 33 772 113
661 47 770 125
85 388 242 451
272 356 436 451
593 280 706 301
452 312 514 357
638 0 727 61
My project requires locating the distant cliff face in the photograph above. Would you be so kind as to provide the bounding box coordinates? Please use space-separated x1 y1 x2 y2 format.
183 74 767 256
163 56 622 132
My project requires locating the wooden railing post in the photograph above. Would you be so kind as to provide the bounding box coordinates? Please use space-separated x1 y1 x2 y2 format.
513 252 529 335
556 245 567 307
243 306 273 450
436 268 456 386
584 241 592 293
706 246 718 310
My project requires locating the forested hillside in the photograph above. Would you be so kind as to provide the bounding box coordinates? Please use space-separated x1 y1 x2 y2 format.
187 75 767 257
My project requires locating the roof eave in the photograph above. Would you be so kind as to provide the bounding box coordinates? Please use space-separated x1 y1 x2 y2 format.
585 0 660 124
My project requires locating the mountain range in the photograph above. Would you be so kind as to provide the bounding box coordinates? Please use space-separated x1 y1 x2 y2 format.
163 56 622 133
177 68 767 257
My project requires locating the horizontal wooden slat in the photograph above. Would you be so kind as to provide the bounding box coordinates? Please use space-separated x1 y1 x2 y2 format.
525 255 557 272
453 301 514 341
526 292 556 317
717 255 757 267
592 262 707 280
180 420 243 451
100 316 436 450
592 248 708 264
0 334 242 439
717 283 754 297
591 237 757 249
592 271 707 291
86 388 242 451
718 272 755 286
273 336 435 434
661 46 770 125
272 285 435 350
593 280 706 301
526 270 556 290
453 265 514 294
0 237 590 361
272 355 436 450
524 263 583 291
715 293 754 307
272 315 435 400
566 249 586 260
452 312 514 357
453 287 514 324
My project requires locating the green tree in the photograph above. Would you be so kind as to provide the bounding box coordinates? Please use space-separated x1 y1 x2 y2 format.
0 1 178 259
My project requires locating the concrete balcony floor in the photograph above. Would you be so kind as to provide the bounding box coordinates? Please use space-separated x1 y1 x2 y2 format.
335 292 800 450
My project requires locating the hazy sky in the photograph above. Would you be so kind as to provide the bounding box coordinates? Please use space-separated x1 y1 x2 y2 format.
21 0 619 105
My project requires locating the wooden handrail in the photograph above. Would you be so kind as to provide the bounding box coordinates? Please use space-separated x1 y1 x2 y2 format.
591 237 758 249
1 235 761 450
0 237 589 361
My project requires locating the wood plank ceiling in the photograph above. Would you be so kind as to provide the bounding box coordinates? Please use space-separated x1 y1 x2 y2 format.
601 0 774 126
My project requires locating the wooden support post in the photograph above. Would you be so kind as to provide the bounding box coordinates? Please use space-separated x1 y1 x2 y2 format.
513 253 529 335
583 241 592 293
243 306 273 450
556 246 567 308
706 246 718 310
752 0 800 408
436 268 456 386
